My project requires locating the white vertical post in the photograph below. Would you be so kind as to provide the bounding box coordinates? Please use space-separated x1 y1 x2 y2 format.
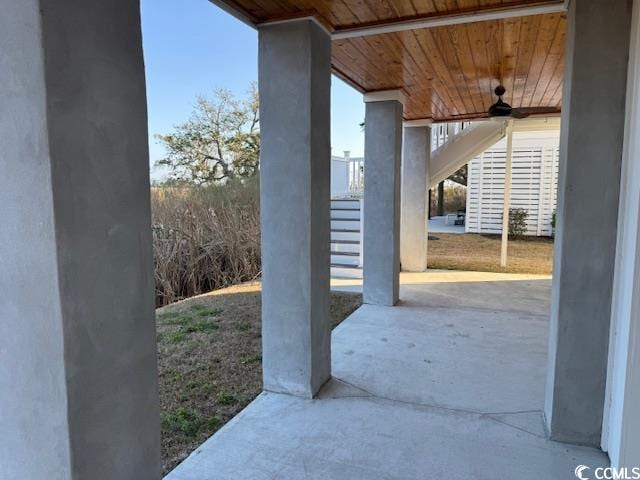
359 198 365 267
536 148 547 236
500 120 514 267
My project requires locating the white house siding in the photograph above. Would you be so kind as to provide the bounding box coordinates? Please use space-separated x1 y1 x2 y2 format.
465 131 560 237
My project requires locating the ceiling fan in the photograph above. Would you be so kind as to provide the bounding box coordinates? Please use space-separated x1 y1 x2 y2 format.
488 85 558 119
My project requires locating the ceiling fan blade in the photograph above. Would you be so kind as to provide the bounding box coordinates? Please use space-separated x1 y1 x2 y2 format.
510 110 529 119
486 86 560 119
512 106 560 115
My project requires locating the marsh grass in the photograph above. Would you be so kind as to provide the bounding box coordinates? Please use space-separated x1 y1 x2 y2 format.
151 178 261 307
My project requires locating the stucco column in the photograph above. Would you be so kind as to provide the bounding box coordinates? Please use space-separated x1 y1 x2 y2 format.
362 91 404 306
545 0 633 446
0 1 161 478
401 121 431 272
258 19 331 398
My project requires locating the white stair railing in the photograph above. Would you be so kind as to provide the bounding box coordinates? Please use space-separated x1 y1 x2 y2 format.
348 157 365 194
431 121 472 151
338 121 475 196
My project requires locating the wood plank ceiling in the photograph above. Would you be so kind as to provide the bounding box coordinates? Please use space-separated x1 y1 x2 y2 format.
216 0 567 121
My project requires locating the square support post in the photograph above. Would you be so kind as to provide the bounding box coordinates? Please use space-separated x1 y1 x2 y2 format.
258 19 332 398
545 0 633 446
401 121 431 272
0 1 161 478
362 92 404 306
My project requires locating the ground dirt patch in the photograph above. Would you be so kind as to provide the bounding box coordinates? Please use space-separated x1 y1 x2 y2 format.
427 233 553 275
156 282 362 474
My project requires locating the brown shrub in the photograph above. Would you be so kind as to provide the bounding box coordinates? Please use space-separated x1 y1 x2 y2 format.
151 178 261 306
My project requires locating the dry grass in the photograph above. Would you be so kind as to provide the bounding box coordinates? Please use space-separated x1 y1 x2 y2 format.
427 233 554 275
151 179 260 307
156 283 362 474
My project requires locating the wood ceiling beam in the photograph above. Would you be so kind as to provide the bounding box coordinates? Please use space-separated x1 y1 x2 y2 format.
332 2 568 40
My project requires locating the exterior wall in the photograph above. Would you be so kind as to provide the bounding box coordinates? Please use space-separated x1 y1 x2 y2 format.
603 0 640 466
465 130 560 237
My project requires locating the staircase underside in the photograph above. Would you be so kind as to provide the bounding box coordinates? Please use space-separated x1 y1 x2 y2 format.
429 120 506 188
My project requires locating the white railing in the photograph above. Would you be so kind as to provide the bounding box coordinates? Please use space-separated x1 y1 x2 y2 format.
335 121 471 196
431 121 472 151
348 157 365 194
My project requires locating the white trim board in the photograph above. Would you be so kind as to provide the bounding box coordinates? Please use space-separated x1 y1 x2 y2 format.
332 3 567 39
209 0 568 40
363 90 407 106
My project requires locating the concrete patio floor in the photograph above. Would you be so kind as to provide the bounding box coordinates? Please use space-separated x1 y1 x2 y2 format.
166 272 608 480
428 215 465 234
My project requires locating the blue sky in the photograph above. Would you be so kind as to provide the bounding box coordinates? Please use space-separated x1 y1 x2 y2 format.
141 0 365 179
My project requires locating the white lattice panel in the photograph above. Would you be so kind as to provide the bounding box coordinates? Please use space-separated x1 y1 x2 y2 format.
465 131 560 236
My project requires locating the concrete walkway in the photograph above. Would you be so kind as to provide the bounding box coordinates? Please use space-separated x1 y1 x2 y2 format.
429 215 465 234
166 273 608 480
